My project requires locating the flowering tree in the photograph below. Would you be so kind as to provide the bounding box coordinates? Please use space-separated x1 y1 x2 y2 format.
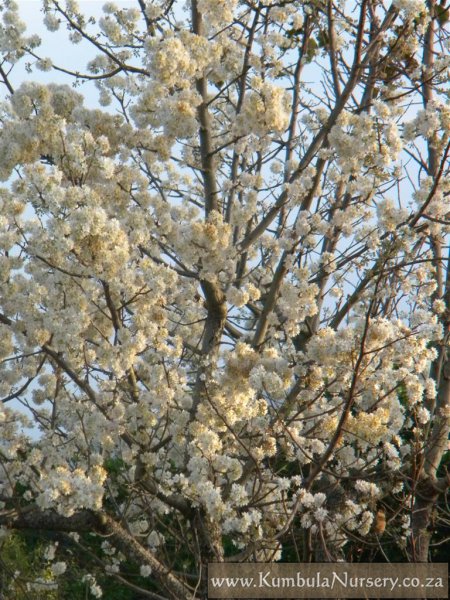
0 0 449 597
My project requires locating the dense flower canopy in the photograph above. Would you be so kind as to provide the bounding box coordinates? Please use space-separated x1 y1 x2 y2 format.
0 0 449 597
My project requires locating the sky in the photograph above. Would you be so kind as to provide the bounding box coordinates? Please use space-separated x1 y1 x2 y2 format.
11 1 135 107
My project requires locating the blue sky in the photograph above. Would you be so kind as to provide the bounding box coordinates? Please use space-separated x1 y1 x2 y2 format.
12 1 134 106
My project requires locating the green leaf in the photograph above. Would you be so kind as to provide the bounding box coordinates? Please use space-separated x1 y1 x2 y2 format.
317 29 329 48
435 4 449 25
